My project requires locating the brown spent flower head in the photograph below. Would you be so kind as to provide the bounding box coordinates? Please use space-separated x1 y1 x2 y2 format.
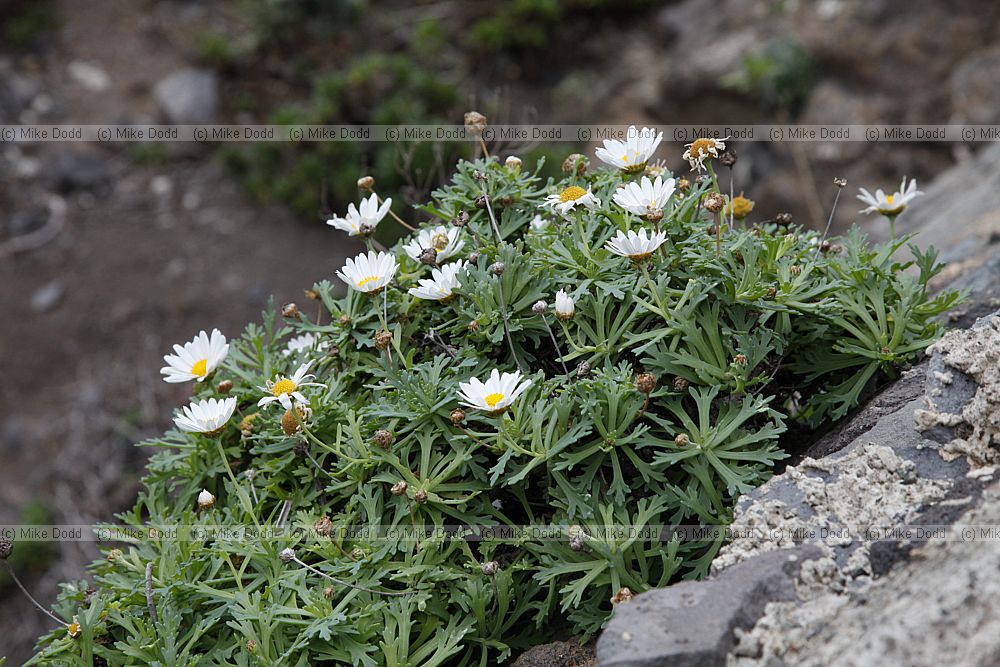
677 178 691 193
374 329 393 351
767 286 778 298
323 587 334 599
417 246 438 266
562 153 589 176
281 405 309 435
413 489 428 504
246 639 258 652
611 587 634 604
726 195 755 220
313 515 333 537
734 353 748 366
0 538 12 560
480 561 499 576
790 265 802 275
532 300 548 315
775 212 793 226
474 194 489 210
636 372 657 394
450 408 466 426
467 251 480 264
719 150 737 168
357 175 375 191
576 361 592 378
106 547 122 562
216 379 233 394
644 208 664 224
702 192 726 214
569 534 586 551
672 376 689 392
279 547 296 563
240 412 259 437
304 288 320 301
373 428 395 449
675 433 690 447
391 480 408 496
489 261 505 276
452 210 470 228
339 314 353 326
464 111 488 136
282 302 300 319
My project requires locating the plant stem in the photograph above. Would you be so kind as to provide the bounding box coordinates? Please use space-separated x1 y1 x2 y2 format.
374 193 416 232
214 439 262 531
496 277 524 373
3 561 67 627
640 263 668 320
540 314 570 376
290 555 413 597
479 181 503 244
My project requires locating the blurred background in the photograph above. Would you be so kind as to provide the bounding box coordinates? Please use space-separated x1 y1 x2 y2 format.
2 0 999 660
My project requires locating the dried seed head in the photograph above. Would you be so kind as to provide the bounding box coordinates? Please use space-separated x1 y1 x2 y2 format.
339 314 352 326
240 412 259 437
775 212 793 226
489 261 505 276
474 194 489 210
279 547 296 564
767 286 778 298
197 489 216 510
675 433 690 447
643 208 664 224
734 353 748 365
481 560 499 576
672 376 688 392
569 534 586 551
464 111 488 136
374 329 393 351
282 303 300 319
246 639 258 652
357 175 375 191
611 587 634 604
0 538 12 560
677 178 691 193
702 192 726 214
313 515 333 537
833 177 847 188
532 300 548 315
576 361 592 378
719 150 737 168
323 586 334 599
413 490 428 504
373 429 395 449
635 372 657 394
391 480 408 496
417 246 438 266
790 265 802 275
472 170 486 181
216 379 233 394
561 153 588 176
452 210 470 227
467 252 480 264
505 155 522 171
450 408 466 426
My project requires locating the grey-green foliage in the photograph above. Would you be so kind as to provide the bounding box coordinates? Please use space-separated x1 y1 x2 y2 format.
28 155 959 665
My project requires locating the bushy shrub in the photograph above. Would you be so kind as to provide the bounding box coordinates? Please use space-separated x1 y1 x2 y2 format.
26 137 959 665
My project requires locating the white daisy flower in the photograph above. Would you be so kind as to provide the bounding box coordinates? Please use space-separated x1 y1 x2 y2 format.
174 396 237 434
613 175 676 218
326 193 392 236
282 333 328 357
402 225 465 263
257 361 326 410
408 261 467 301
529 214 549 232
336 250 398 294
543 185 602 216
605 228 668 261
160 329 229 383
595 126 663 173
682 137 729 172
857 177 923 217
458 369 533 414
554 289 575 321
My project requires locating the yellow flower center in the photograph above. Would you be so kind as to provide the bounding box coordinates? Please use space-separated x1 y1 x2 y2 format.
272 378 296 396
484 392 505 408
885 194 894 205
356 275 379 289
726 195 755 219
559 186 587 203
191 359 208 377
432 233 450 251
690 138 716 157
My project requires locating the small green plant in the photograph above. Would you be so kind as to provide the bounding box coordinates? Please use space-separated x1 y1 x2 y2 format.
27 132 959 665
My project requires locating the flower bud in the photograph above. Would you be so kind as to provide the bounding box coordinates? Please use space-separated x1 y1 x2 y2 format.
734 354 748 366
635 372 657 394
489 262 505 276
532 300 548 315
452 210 470 227
675 433 690 447
197 489 216 510
790 265 802 275
0 538 12 560
304 288 320 301
481 560 499 576
106 548 122 562
414 490 428 504
672 376 688 392
374 429 395 449
474 194 489 210
374 329 393 351
282 302 300 319
391 480 408 496
216 379 233 394
611 587 634 604
505 156 522 171
357 175 375 190
561 153 588 176
246 639 258 652
339 314 352 326
464 111 487 136
569 535 586 551
323 587 334 599
576 361 591 378
467 251 480 264
279 547 296 563
313 515 333 536
467 320 480 332
450 408 466 425
767 286 778 298
677 178 691 193
702 192 726 214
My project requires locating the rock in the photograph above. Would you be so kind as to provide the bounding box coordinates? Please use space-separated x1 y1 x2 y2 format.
67 60 111 92
30 280 64 313
949 45 1000 124
514 639 595 667
48 149 111 193
152 68 219 125
598 547 820 667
